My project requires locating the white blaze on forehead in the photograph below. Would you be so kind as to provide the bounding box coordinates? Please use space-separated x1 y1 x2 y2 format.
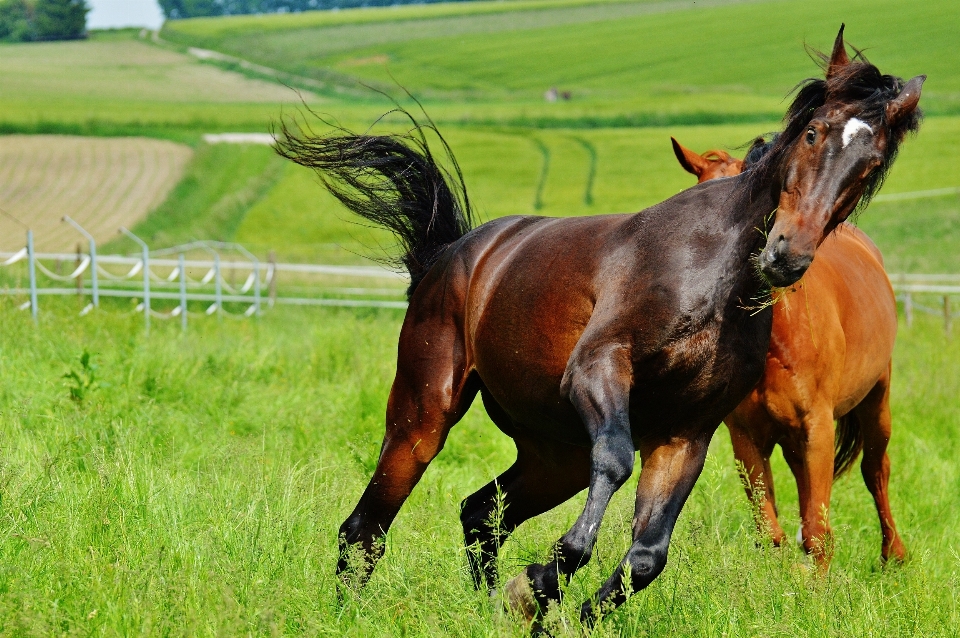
842 118 873 148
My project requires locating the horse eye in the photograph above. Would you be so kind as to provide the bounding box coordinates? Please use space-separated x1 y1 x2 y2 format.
806 128 817 144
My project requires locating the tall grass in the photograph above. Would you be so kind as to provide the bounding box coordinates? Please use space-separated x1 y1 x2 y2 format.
0 299 957 635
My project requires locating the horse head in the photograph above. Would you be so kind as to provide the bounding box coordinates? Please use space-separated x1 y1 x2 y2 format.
751 24 924 287
671 137 744 183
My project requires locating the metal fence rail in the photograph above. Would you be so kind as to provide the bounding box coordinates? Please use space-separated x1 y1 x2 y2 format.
0 221 408 332
1 221 957 335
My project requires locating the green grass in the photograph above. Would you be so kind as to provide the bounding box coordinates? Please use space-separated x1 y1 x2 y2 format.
105 143 286 254
162 0 960 122
232 116 960 264
0 298 957 635
2 5 960 632
4 13 958 267
858 195 960 274
0 32 314 136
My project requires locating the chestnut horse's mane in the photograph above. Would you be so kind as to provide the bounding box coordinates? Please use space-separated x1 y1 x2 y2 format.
745 49 923 210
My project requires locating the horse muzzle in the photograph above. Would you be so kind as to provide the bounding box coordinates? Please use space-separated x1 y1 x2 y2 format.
758 235 813 288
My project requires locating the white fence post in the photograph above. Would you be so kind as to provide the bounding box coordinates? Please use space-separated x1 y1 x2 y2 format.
121 228 150 334
214 252 222 317
27 230 38 323
179 252 187 332
253 259 261 317
904 292 913 327
63 216 99 308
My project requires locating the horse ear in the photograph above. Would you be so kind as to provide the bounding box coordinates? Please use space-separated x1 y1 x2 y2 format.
827 23 849 79
886 75 926 126
671 137 707 177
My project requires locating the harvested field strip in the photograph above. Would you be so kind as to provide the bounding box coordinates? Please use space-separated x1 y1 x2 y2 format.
0 136 193 252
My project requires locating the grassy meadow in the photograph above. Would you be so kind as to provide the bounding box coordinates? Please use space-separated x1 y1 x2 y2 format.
2 0 960 634
0 299 958 635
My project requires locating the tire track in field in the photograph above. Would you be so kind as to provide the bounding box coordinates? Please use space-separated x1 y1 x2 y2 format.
0 136 192 251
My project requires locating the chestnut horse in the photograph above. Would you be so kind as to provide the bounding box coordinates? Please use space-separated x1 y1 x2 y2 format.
672 137 905 567
277 26 922 625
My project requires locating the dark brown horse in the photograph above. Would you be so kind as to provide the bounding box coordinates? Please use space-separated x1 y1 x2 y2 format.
277 26 923 625
672 137 905 567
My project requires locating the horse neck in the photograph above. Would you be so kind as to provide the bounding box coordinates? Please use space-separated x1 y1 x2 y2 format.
718 179 779 302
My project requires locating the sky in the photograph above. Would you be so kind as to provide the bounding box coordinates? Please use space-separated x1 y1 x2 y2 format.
87 0 166 31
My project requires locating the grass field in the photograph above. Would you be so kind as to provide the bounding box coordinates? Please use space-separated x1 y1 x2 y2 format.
0 135 193 252
0 30 316 137
2 9 958 269
0 299 957 635
161 0 960 121
1 0 960 634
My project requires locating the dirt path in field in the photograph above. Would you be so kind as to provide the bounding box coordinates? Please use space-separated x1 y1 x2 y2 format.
0 135 192 252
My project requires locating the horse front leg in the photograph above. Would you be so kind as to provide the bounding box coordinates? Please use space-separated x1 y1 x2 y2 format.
504 346 635 623
726 412 787 546
781 406 836 569
581 432 711 623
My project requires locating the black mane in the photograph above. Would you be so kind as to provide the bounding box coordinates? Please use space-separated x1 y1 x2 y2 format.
745 50 923 210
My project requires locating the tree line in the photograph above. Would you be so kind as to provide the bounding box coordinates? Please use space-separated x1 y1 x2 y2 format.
0 0 87 42
159 0 467 19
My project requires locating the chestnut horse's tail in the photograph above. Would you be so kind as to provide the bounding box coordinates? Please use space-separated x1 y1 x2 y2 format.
834 412 865 478
275 110 474 298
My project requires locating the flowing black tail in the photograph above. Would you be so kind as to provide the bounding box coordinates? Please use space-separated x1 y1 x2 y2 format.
834 411 864 478
275 108 474 298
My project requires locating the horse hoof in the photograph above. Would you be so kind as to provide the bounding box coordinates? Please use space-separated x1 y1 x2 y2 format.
504 568 538 623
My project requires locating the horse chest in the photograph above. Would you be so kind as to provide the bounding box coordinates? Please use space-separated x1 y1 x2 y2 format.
629 309 770 429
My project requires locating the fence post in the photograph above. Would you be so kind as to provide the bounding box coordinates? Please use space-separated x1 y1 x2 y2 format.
253 258 261 317
214 252 222 318
121 227 150 334
90 236 99 308
76 243 83 297
904 292 913 327
945 296 952 337
268 250 277 308
63 216 99 308
27 229 37 323
179 252 188 332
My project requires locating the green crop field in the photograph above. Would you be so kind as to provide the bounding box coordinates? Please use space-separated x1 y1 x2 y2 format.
2 0 960 634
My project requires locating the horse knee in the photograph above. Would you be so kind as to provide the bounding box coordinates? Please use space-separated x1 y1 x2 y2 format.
594 436 635 487
624 545 668 591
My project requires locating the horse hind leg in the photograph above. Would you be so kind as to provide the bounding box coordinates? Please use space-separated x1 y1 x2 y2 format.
460 417 591 591
337 320 479 589
855 367 906 563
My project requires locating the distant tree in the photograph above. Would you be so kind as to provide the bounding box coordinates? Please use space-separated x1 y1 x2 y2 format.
32 0 87 40
0 0 34 41
158 0 224 20
158 0 466 19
